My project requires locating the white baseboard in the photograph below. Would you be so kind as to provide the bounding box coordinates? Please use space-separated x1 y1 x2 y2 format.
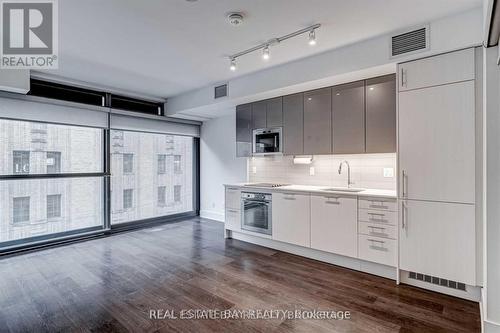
200 209 224 222
485 320 500 333
230 230 397 280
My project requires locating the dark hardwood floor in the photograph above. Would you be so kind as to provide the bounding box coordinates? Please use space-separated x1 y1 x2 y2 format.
0 217 480 332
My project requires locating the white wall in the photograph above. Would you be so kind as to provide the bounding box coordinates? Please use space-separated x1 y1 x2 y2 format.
200 113 246 221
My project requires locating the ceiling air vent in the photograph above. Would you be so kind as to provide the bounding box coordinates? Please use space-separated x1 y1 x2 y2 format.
391 26 429 58
214 84 228 99
408 271 466 291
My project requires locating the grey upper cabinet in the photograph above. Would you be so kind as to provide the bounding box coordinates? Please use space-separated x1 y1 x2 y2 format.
266 97 283 127
236 103 252 157
251 101 267 129
332 81 365 154
304 88 332 155
251 98 283 129
283 93 304 155
365 74 396 153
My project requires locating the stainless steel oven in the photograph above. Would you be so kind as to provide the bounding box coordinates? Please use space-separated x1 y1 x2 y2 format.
241 192 272 235
253 127 282 155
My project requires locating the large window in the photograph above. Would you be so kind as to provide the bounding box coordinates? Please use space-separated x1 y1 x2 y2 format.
111 130 194 224
0 118 104 245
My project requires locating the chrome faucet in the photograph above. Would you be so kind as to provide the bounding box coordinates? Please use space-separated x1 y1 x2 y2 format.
338 160 354 188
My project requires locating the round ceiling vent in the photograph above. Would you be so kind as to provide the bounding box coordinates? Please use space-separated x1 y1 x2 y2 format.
227 13 244 26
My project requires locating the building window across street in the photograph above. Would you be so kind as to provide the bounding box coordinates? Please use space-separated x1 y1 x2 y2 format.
13 151 30 174
158 154 166 174
174 155 181 173
174 185 181 202
123 154 134 174
47 152 61 173
157 186 166 206
13 197 30 223
47 194 62 219
123 189 133 209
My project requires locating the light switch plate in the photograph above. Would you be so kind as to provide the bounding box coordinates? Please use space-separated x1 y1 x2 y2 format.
252 166 257 174
309 166 315 176
383 168 394 178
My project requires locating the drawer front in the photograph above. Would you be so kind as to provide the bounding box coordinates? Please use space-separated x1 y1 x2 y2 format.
358 234 396 267
359 198 397 211
225 208 241 231
359 222 397 240
225 188 241 210
358 209 397 226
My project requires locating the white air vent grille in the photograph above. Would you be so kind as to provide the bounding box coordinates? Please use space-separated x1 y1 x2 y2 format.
391 26 428 57
408 272 466 291
214 84 228 99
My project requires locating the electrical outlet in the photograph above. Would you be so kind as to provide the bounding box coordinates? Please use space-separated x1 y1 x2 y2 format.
252 166 257 174
309 166 315 176
383 168 394 178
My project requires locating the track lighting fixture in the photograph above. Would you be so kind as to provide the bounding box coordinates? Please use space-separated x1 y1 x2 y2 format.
308 29 316 46
262 45 270 60
227 23 320 71
229 58 237 71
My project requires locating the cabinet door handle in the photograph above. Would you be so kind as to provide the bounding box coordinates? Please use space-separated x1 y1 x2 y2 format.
402 170 407 198
325 200 340 205
283 195 296 200
227 209 238 213
401 201 407 230
401 68 407 87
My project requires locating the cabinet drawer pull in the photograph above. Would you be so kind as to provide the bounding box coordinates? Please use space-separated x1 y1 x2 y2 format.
369 204 388 209
368 226 385 231
367 212 385 217
368 239 385 244
227 209 238 213
283 196 296 200
325 200 340 205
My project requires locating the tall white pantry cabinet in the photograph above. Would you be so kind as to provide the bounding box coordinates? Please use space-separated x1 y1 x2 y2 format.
398 48 480 286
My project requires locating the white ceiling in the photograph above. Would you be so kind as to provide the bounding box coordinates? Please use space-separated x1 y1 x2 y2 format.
45 0 481 99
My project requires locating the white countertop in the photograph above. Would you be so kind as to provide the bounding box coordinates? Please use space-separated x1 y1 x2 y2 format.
224 183 397 199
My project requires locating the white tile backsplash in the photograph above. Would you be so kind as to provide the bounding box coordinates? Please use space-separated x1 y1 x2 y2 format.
248 153 397 190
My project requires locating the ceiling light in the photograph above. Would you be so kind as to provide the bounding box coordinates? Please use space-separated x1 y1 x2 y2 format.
308 29 317 46
229 58 237 71
369 87 374 90
262 45 270 60
227 24 320 71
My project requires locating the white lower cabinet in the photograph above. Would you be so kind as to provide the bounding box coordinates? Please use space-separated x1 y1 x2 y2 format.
272 192 310 247
399 200 475 285
310 195 357 258
358 234 397 266
225 208 240 231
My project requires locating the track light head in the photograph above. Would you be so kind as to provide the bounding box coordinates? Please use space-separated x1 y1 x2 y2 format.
229 58 237 71
308 29 316 46
262 45 270 60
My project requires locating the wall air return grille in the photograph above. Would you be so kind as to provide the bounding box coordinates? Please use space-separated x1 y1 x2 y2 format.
214 84 228 99
408 272 466 291
391 26 429 57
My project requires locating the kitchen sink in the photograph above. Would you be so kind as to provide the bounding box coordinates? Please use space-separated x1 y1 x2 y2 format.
321 187 365 193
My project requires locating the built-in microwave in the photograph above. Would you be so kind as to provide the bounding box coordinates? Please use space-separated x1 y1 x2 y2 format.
253 127 282 155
